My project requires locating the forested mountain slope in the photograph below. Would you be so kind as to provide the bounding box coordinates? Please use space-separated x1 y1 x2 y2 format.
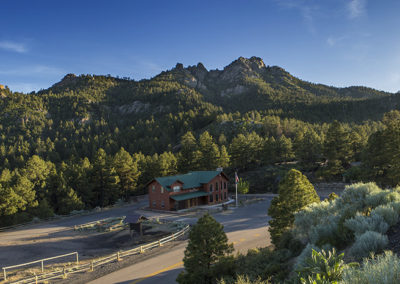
1 56 400 225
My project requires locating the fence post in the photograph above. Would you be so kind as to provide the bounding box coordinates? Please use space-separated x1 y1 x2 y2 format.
35 273 38 284
117 252 121 261
76 252 79 265
158 240 162 247
41 260 44 272
3 268 6 281
140 246 143 253
63 267 67 279
91 261 94 272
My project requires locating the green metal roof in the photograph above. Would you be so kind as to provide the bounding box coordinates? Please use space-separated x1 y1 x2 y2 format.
155 171 225 191
170 191 210 201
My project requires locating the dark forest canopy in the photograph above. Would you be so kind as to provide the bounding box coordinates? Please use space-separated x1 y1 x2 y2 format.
1 56 399 225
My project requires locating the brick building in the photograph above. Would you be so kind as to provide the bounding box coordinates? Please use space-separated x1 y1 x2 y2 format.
147 171 229 211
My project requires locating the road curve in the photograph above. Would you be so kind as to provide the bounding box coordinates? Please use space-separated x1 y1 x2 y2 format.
88 198 272 284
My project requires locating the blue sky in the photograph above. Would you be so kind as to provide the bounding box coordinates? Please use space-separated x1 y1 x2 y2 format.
1 0 400 93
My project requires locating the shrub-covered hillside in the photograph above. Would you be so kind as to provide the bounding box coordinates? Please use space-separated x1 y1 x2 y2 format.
211 182 400 283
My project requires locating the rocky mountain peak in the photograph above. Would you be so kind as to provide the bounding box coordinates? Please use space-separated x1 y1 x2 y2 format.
175 63 184 70
48 73 81 92
219 56 267 83
187 62 208 81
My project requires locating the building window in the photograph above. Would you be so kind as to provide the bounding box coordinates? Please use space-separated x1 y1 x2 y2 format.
161 187 164 194
152 185 155 193
220 193 223 201
216 182 219 191
161 200 165 208
224 182 227 189
152 201 156 207
216 194 219 202
173 186 181 192
209 194 213 203
221 181 223 190
224 192 227 200
209 184 213 192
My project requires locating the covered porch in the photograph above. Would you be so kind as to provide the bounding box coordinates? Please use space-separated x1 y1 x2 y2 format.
170 191 209 211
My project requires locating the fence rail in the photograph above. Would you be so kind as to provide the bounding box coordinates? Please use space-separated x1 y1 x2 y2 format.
2 252 78 281
5 225 190 284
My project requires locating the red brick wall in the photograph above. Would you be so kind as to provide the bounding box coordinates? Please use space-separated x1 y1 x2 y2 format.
203 174 229 205
148 173 229 211
148 180 172 210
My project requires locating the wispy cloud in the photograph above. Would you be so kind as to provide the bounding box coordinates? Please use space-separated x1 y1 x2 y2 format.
274 0 319 34
0 65 65 76
0 40 27 53
347 0 367 19
326 35 347 47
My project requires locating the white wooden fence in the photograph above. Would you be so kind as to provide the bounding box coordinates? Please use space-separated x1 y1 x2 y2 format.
4 225 190 284
2 252 78 281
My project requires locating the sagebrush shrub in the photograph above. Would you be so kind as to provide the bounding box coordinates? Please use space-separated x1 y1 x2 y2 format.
349 231 388 259
371 204 399 226
293 200 337 243
340 183 382 212
292 182 399 263
344 213 389 237
342 251 400 284
309 215 340 246
390 201 400 215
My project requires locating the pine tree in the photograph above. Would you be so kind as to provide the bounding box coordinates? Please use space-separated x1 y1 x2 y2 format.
296 130 322 170
90 148 120 207
229 134 249 169
268 169 319 246
262 136 277 164
363 110 400 186
218 145 230 169
113 148 141 200
21 155 56 200
177 213 233 284
246 132 263 165
324 121 353 177
198 131 220 170
275 135 294 162
178 131 201 172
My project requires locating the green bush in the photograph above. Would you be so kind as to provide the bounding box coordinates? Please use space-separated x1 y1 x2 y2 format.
29 200 54 219
268 169 320 245
309 215 340 246
370 204 399 226
218 247 292 284
343 166 363 182
294 200 337 244
293 182 400 252
349 231 388 259
277 231 305 255
342 251 400 284
295 244 323 272
344 213 389 237
297 248 358 283
219 275 270 284
237 179 250 195
340 183 381 213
